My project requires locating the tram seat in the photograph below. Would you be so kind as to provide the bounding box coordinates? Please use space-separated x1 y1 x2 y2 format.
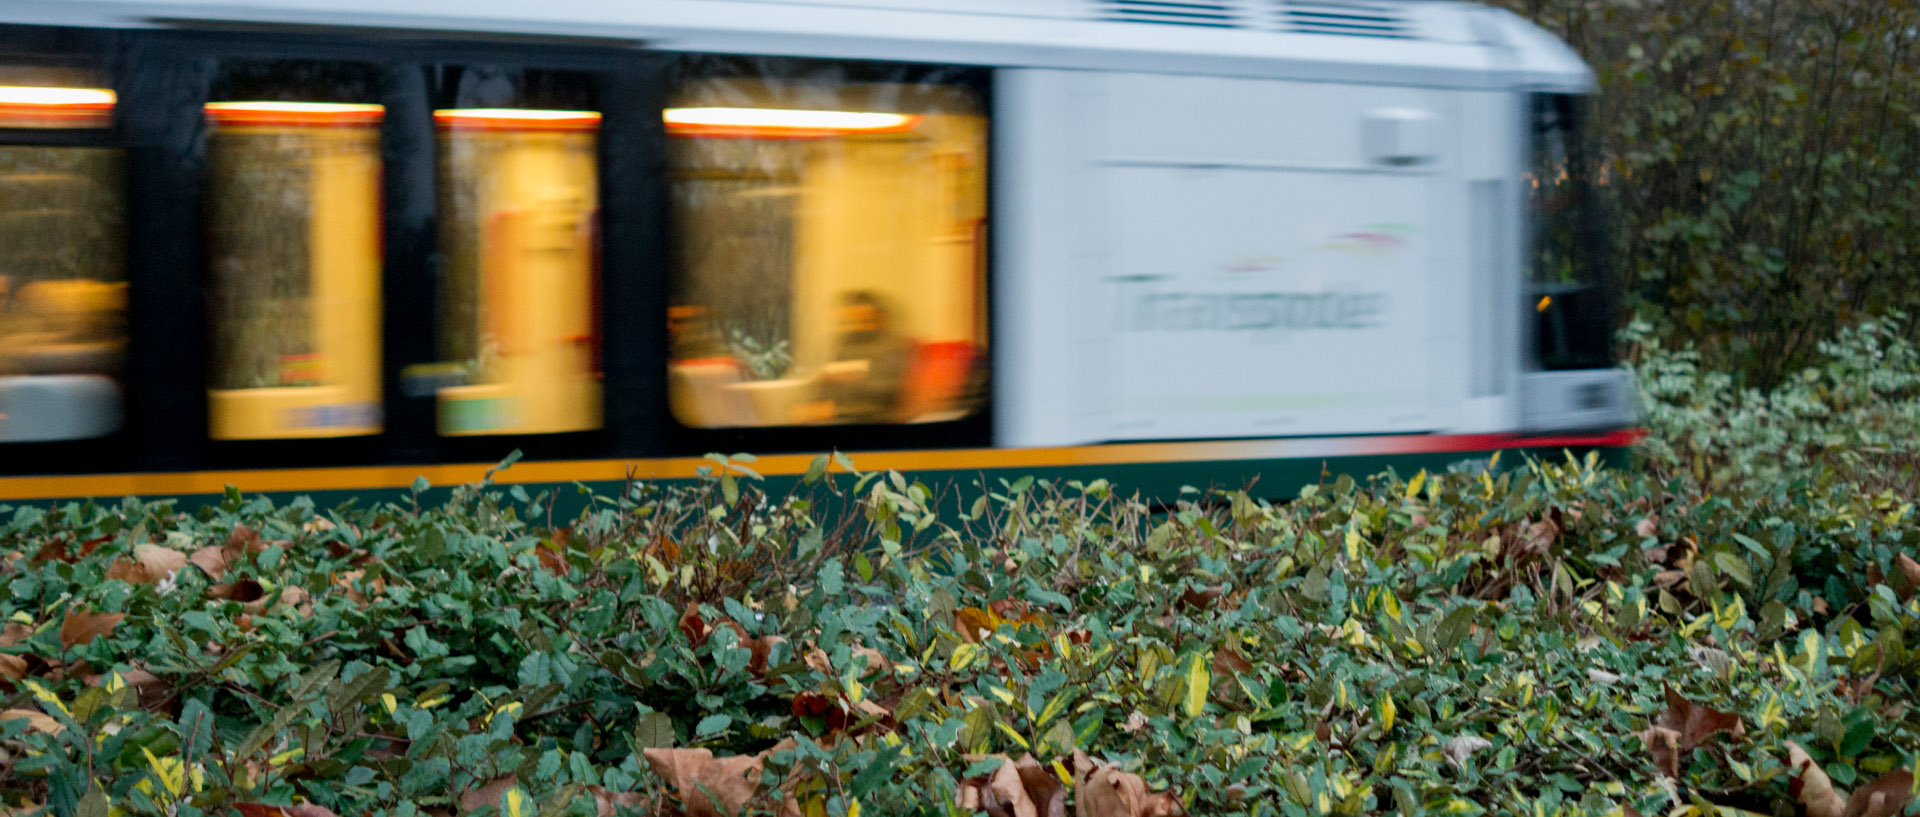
669 357 757 428
899 340 975 422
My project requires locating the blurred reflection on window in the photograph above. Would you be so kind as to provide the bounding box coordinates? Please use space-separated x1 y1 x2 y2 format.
0 76 125 443
432 106 601 435
667 60 988 428
1528 93 1614 370
205 63 384 440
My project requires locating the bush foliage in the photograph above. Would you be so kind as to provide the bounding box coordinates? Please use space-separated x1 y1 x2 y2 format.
2 380 1919 817
1489 0 1920 385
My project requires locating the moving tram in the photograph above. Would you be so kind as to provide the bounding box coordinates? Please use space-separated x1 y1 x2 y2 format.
0 0 1637 503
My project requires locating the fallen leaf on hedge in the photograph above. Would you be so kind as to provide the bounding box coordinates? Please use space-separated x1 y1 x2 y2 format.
1844 770 1916 817
457 775 519 814
189 545 229 580
244 586 312 616
1786 741 1915 817
1687 645 1733 675
104 559 149 584
59 611 125 650
135 544 187 578
746 634 784 676
1120 711 1148 734
851 644 891 675
234 804 340 817
1070 752 1183 817
1894 554 1920 600
1587 668 1622 685
1177 587 1223 610
956 754 1064 817
642 747 763 817
1212 648 1253 679
1635 516 1658 539
1442 736 1492 769
1642 685 1742 777
586 786 649 817
956 607 996 643
0 655 26 681
0 708 61 735
0 623 30 647
209 580 266 604
83 667 164 709
334 571 387 608
227 524 262 555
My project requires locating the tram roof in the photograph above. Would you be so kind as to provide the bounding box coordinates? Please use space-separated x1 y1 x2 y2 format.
0 0 1592 92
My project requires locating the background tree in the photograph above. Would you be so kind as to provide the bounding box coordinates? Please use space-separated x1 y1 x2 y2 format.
1490 0 1920 385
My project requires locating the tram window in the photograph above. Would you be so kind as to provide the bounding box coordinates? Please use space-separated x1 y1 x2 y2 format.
666 59 988 428
0 73 126 443
1528 93 1615 370
426 68 602 436
204 63 384 440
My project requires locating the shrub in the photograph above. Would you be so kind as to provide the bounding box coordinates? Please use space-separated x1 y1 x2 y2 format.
0 447 1915 817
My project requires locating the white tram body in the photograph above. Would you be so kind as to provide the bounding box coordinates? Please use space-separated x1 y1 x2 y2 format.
0 0 1635 485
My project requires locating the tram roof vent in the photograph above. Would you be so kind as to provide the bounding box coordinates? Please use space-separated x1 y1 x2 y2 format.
1097 0 1247 28
1273 0 1413 38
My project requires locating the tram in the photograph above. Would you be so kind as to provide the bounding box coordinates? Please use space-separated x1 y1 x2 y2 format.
0 0 1637 503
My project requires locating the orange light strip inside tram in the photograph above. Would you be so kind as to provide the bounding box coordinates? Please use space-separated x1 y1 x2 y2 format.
0 85 116 128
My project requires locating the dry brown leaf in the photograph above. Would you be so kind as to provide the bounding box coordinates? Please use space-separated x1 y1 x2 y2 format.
457 775 519 814
0 708 61 735
1642 685 1743 777
1844 770 1917 817
642 747 764 817
244 586 312 616
957 754 1059 817
59 611 125 650
1787 741 1916 817
1894 553 1920 601
956 607 996 643
1212 648 1253 679
189 545 229 580
0 654 26 681
1070 753 1184 817
746 634 785 677
234 805 341 817
851 645 891 675
586 786 648 817
1634 516 1658 539
134 544 187 579
104 559 152 584
0 623 30 647
209 579 267 604
227 524 262 555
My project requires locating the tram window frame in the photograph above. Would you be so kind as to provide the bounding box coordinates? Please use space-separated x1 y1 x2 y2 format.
0 28 137 475
660 54 994 457
116 31 662 473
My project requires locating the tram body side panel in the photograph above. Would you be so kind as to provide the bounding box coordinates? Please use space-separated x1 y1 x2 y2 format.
999 70 1501 445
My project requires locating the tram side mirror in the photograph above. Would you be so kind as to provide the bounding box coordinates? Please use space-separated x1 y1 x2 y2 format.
1363 108 1436 166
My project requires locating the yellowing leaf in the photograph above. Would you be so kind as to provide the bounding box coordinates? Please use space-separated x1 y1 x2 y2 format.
992 720 1031 750
950 643 980 672
1714 594 1746 630
1183 652 1210 718
1405 469 1426 500
1378 693 1397 732
25 680 69 718
504 787 529 817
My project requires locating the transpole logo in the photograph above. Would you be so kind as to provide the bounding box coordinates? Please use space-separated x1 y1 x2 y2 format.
1220 255 1287 276
1314 222 1415 256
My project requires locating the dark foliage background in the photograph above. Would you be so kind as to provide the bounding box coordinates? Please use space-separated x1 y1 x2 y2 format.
1490 0 1920 385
